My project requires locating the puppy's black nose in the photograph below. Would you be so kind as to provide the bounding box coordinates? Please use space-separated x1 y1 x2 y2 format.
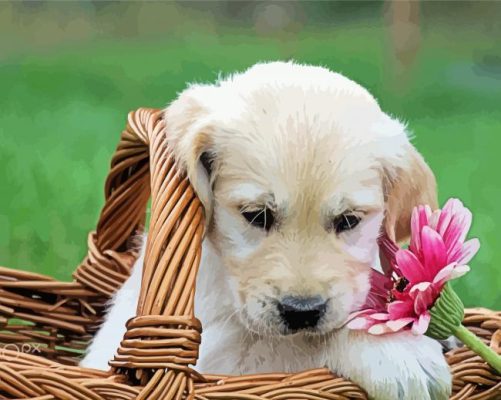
278 296 327 331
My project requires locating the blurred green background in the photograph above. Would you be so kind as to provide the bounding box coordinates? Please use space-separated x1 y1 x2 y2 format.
0 1 500 308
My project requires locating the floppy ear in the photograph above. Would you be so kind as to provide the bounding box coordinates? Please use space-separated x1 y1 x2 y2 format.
382 143 437 243
164 85 218 228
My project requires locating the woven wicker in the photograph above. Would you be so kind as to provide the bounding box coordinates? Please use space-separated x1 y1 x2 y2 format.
0 108 499 400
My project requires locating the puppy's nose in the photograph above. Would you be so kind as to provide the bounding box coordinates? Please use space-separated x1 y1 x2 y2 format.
278 296 327 331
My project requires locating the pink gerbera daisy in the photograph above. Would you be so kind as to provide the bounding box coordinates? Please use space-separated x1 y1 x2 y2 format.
348 198 479 335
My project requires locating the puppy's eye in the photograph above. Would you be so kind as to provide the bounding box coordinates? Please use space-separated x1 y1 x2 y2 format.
241 208 274 231
332 213 361 234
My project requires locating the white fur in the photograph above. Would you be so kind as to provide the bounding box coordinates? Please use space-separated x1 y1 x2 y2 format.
81 62 450 400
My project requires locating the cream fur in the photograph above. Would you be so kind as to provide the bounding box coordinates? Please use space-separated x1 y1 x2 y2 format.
81 61 450 400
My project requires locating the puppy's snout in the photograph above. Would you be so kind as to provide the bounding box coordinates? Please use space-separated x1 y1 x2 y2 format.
278 296 327 332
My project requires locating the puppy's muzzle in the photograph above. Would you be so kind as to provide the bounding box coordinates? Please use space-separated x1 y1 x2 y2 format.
278 296 327 332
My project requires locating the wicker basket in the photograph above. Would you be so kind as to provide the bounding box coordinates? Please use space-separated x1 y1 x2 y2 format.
0 108 499 400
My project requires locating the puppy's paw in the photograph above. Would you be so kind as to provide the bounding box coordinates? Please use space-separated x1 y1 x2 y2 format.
333 330 451 400
367 338 451 400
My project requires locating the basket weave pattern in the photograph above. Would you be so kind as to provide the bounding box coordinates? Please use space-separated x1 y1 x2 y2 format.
0 108 499 399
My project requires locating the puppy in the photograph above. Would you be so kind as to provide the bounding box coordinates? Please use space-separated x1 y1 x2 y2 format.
82 61 451 400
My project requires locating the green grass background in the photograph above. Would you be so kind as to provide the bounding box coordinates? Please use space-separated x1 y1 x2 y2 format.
0 2 500 309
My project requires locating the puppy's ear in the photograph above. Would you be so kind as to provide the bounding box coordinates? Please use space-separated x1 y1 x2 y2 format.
380 128 437 243
164 84 218 226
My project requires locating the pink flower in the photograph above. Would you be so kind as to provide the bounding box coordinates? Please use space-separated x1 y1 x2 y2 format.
405 198 479 287
348 198 479 335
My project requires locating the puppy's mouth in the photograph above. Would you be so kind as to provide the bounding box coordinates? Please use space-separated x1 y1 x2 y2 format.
243 318 329 338
278 325 326 337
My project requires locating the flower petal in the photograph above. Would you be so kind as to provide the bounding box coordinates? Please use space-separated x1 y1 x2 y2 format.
422 205 433 222
449 264 470 280
411 312 431 335
347 317 377 330
433 264 471 289
409 281 436 315
388 300 415 320
368 323 393 335
386 317 415 332
443 198 463 218
410 205 432 254
429 210 441 231
444 205 472 252
378 236 401 274
437 199 461 236
409 281 433 294
396 249 426 284
455 238 480 265
421 226 448 277
347 309 374 320
369 313 391 321
446 240 463 265
361 269 393 311
410 208 422 253
456 208 473 244
432 264 456 288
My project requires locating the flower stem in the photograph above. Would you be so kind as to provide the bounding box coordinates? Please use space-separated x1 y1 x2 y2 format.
454 324 501 374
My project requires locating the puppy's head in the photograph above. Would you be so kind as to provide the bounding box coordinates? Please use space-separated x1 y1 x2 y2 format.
165 62 436 336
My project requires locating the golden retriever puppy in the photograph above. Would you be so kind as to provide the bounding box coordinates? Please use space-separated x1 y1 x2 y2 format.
82 61 451 400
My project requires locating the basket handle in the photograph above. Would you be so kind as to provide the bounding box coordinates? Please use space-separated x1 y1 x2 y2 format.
72 109 155 297
96 108 205 398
